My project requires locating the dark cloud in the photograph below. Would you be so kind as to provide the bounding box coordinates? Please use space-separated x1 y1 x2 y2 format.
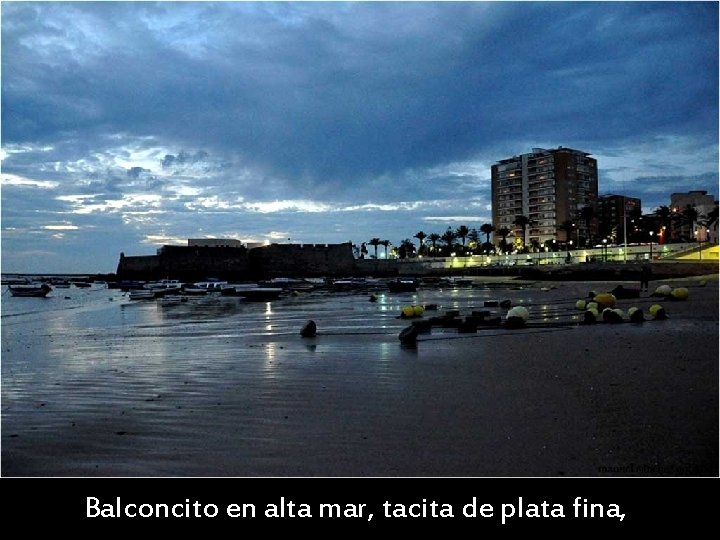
4 2 716 186
1 1 717 272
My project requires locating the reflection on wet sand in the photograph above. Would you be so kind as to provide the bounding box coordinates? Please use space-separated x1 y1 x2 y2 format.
2 277 717 476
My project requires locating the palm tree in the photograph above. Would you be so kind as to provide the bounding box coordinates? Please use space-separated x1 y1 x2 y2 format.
654 206 672 243
683 205 698 241
467 228 480 254
368 238 381 259
513 215 530 251
427 233 441 256
441 227 457 255
398 239 415 259
479 223 495 254
380 239 391 258
455 225 470 253
413 231 427 255
497 227 511 253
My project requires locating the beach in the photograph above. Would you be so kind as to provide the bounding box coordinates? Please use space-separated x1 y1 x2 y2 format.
2 275 717 477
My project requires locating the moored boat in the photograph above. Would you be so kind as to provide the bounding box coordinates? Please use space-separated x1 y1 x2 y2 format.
257 277 315 291
185 281 227 293
387 277 420 293
8 283 53 297
128 289 157 300
332 277 381 291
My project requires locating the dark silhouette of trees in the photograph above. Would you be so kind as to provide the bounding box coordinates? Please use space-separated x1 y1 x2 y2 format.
479 223 495 253
398 239 415 259
467 228 480 254
368 238 381 259
427 233 441 256
413 231 427 255
455 225 470 253
683 205 698 241
497 227 511 253
441 227 457 255
654 206 672 243
513 215 530 251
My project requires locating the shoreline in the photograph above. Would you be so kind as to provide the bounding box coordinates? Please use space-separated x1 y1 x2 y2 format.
2 276 718 477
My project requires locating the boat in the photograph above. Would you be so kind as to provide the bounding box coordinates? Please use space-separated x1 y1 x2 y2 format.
8 283 53 297
108 280 146 291
387 278 420 293
72 281 92 288
128 289 157 300
146 279 182 290
257 277 316 291
441 277 473 287
144 279 182 295
185 281 227 294
331 277 381 291
233 287 283 301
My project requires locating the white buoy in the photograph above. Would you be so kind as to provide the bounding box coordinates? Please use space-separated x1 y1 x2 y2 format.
654 284 672 297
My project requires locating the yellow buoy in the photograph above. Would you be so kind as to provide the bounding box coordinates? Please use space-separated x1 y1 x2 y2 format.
671 287 688 300
575 299 587 310
593 293 617 309
402 305 415 318
648 304 667 320
413 305 425 316
586 302 598 311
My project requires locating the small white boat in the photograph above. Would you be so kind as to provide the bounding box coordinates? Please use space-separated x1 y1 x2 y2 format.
145 279 182 290
187 281 227 293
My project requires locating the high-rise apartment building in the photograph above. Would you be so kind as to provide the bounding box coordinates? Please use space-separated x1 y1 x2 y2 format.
597 194 642 245
491 147 598 249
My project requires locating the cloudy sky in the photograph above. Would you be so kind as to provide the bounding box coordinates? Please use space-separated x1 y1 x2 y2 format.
1 1 718 273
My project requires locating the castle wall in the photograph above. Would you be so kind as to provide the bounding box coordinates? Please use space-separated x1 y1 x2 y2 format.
116 255 161 279
116 242 356 280
248 243 356 278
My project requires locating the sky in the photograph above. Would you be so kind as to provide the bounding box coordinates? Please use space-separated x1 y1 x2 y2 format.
1 1 718 273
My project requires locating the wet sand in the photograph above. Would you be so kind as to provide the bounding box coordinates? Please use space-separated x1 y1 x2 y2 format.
2 276 717 476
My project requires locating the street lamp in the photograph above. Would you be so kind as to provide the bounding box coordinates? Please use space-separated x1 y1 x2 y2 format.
649 231 654 260
695 229 703 261
602 238 607 262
